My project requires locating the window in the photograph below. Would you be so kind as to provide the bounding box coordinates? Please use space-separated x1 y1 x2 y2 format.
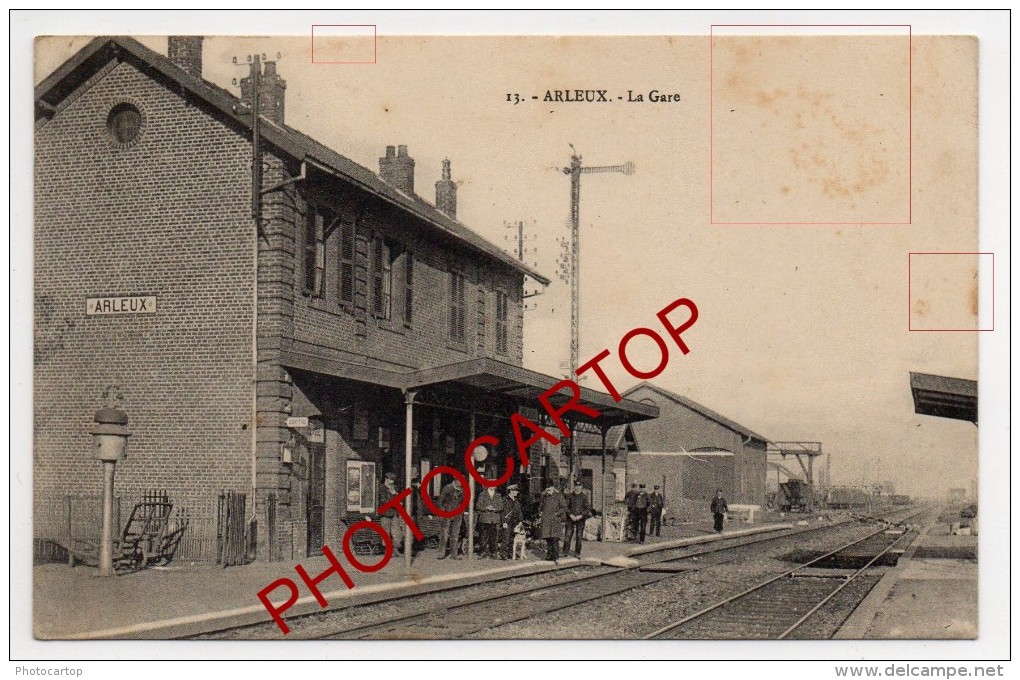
449 271 466 342
495 290 509 355
339 219 356 304
403 253 414 327
304 204 326 296
106 102 144 147
371 235 392 319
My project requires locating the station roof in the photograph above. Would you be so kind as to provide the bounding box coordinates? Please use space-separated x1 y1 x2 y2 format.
35 36 549 285
622 382 771 444
409 357 659 428
282 352 659 429
573 427 627 451
909 372 978 424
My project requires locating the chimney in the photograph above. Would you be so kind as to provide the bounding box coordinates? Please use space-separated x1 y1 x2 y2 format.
379 144 415 195
168 36 204 79
435 158 457 218
240 59 287 125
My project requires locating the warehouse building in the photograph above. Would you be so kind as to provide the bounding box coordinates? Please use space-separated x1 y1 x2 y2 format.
575 382 769 514
34 36 657 561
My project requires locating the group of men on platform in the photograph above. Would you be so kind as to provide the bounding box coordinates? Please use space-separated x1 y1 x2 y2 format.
537 479 592 562
624 483 665 543
378 471 597 563
378 470 678 564
426 475 527 561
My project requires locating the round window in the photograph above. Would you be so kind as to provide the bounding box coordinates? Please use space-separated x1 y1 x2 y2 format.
107 102 144 147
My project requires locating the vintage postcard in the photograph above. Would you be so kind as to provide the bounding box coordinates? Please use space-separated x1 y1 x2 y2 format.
16 11 1008 666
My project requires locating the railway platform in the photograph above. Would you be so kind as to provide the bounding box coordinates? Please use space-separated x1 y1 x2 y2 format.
34 517 789 640
834 515 978 639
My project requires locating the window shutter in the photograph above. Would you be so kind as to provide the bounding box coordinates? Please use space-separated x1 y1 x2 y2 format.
304 206 317 293
449 272 466 342
496 291 508 354
372 236 384 315
340 220 355 303
449 274 458 339
404 253 414 326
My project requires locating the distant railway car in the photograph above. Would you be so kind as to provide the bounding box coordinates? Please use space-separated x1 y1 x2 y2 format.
778 480 808 512
890 494 912 506
827 487 870 509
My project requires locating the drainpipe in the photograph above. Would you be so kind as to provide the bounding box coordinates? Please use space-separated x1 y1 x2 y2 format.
249 57 262 526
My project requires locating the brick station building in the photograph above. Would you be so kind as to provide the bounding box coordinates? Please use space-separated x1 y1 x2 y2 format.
33 36 657 561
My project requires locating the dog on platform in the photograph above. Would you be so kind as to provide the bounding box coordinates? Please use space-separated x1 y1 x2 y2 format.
511 522 530 560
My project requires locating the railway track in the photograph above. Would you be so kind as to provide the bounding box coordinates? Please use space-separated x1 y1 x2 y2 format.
644 509 926 640
192 507 926 640
305 517 901 640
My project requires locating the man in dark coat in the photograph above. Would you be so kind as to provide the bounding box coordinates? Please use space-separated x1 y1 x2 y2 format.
648 485 665 537
711 489 728 534
624 483 639 540
475 485 505 558
538 483 567 562
436 478 465 559
633 484 650 543
378 472 405 554
499 484 524 560
562 480 591 557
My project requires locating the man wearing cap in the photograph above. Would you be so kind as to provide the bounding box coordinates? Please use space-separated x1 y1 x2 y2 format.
475 483 505 559
633 484 650 543
499 484 524 560
710 489 728 534
436 477 465 559
562 480 592 558
648 485 665 537
378 472 404 554
624 483 639 541
538 483 567 562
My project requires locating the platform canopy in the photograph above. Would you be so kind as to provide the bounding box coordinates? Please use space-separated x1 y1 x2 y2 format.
909 372 978 424
407 357 659 429
281 351 659 430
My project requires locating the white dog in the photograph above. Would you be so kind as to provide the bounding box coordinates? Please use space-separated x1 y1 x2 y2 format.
512 522 529 560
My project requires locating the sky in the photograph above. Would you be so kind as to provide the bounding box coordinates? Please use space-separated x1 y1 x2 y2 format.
30 24 995 499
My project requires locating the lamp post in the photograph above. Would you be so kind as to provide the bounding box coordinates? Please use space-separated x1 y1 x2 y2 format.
87 401 132 577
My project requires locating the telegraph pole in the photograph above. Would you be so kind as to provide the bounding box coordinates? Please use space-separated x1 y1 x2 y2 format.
561 148 635 376
559 146 635 482
505 220 543 309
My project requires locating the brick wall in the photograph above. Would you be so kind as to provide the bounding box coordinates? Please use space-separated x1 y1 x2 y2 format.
626 452 734 506
625 385 766 505
34 60 255 542
737 439 768 507
285 179 526 370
